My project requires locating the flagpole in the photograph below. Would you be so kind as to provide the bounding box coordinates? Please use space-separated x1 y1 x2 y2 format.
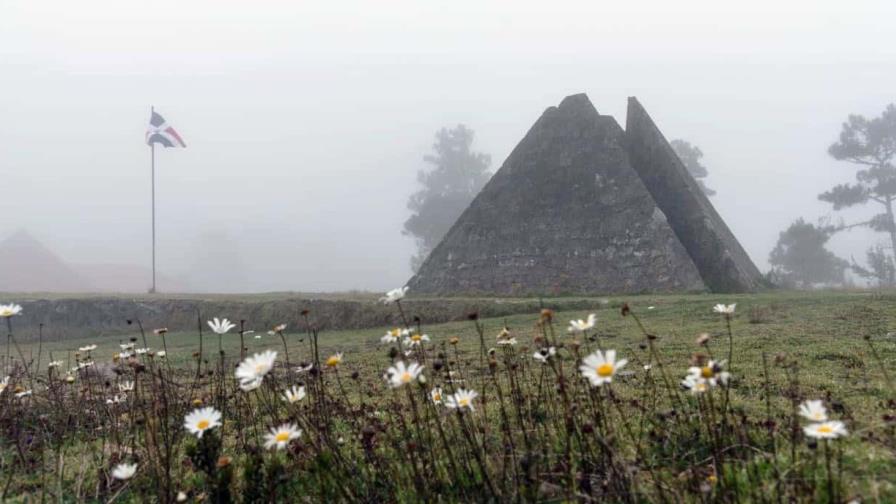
151 105 157 294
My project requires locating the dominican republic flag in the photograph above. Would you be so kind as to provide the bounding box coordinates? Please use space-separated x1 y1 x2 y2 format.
145 111 186 148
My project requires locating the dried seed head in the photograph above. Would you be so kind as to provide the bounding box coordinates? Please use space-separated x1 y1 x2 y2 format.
540 309 554 322
621 303 631 317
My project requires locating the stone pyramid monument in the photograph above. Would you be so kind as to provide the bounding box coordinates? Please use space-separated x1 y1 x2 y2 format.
407 93 762 295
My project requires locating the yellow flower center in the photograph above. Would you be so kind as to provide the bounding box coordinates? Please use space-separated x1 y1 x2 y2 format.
197 420 210 430
275 431 290 443
458 398 470 407
411 334 422 342
326 356 340 367
401 372 412 383
596 364 614 377
390 329 401 337
433 393 441 401
255 364 265 373
701 366 713 378
817 425 833 434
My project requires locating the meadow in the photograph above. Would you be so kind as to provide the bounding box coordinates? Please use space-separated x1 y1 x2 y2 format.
1 289 894 502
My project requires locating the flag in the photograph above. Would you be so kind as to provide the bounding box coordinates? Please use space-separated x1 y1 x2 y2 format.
146 111 186 148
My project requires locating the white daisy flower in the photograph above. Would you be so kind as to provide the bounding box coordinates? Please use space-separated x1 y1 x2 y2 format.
385 361 424 388
713 303 736 315
111 462 137 480
0 303 23 317
264 423 301 450
380 286 409 304
120 343 135 350
283 385 306 404
325 353 344 368
295 363 314 374
445 389 479 411
403 333 430 347
804 421 848 439
568 314 597 333
135 348 150 355
799 400 828 422
254 335 262 339
184 407 222 438
15 389 32 398
235 350 277 386
156 351 166 358
579 349 627 386
79 344 98 353
272 323 287 333
681 375 710 394
497 338 518 346
533 347 557 364
118 381 135 392
381 328 408 344
48 360 63 369
207 318 236 335
78 361 95 370
687 360 731 387
430 387 443 404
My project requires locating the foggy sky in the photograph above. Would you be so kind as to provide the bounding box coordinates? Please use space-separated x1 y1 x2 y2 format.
2 0 894 292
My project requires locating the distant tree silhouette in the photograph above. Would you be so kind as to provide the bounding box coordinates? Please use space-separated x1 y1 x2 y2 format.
769 218 848 288
671 139 715 197
403 125 491 272
820 104 896 284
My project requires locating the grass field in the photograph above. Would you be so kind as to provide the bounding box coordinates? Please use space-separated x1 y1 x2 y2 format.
2 289 896 501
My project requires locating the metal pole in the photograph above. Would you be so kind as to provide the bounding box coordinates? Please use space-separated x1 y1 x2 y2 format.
151 106 156 293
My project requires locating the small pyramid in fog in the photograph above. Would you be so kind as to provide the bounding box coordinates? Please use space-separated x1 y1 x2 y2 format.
0 230 90 292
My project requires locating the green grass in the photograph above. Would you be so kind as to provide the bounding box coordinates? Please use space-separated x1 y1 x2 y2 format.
4 289 896 501
19 289 896 410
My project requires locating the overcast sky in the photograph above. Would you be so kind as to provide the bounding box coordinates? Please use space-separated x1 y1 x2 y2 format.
2 0 894 292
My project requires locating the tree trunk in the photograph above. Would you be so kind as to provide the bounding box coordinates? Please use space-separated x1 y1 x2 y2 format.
886 197 896 272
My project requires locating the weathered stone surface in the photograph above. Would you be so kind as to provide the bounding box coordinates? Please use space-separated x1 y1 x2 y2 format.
625 97 762 293
408 94 706 295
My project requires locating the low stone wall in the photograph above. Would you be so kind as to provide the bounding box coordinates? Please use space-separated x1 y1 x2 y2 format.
0 295 603 342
